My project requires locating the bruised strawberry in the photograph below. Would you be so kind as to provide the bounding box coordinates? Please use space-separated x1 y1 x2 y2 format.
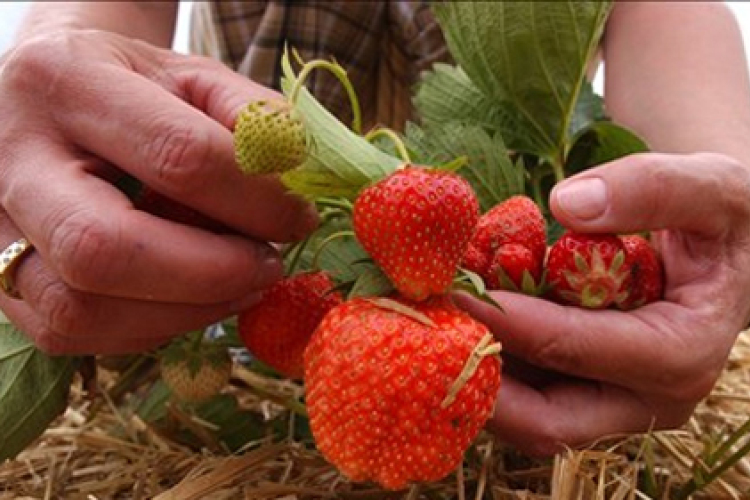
234 99 307 174
546 231 630 309
134 186 228 233
617 234 664 310
238 271 343 379
304 295 501 490
353 166 480 301
463 195 546 293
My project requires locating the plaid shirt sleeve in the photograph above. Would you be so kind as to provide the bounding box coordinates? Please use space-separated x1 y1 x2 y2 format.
189 1 451 131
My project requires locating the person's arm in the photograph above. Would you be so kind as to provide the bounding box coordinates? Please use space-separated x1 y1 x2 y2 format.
458 2 750 456
15 1 178 48
604 1 750 164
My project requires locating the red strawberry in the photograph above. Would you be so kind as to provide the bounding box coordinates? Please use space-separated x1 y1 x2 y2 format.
617 234 664 310
135 187 228 233
546 231 631 309
304 295 502 490
353 166 480 301
238 271 343 379
463 195 546 293
486 243 542 291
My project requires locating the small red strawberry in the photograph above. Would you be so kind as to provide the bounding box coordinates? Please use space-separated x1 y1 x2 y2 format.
486 243 542 291
617 234 664 310
463 195 546 293
134 186 228 233
238 271 343 379
546 231 631 309
304 295 502 490
352 165 480 301
160 340 232 404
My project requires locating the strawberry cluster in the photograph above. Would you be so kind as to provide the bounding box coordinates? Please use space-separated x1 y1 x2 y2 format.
462 195 664 310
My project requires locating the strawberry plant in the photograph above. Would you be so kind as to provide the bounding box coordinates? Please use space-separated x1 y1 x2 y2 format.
0 1 699 497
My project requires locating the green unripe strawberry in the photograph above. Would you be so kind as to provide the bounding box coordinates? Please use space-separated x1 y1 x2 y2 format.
233 99 307 174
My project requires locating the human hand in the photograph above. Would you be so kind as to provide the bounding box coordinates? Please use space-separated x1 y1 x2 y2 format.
455 152 750 456
0 30 318 355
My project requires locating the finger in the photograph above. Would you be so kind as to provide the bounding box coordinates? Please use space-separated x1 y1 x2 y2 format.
453 292 726 401
549 152 750 238
22 39 316 243
0 245 260 355
1 153 283 303
1 299 173 355
490 376 693 456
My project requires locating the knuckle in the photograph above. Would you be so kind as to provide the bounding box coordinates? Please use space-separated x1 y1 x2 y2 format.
3 37 56 86
35 280 82 338
49 211 124 291
146 122 210 197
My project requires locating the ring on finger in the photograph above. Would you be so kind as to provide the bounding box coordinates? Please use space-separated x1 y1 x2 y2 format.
0 237 34 299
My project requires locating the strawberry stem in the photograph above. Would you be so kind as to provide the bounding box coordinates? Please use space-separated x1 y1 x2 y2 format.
364 127 412 163
288 57 363 135
311 230 357 271
441 333 502 409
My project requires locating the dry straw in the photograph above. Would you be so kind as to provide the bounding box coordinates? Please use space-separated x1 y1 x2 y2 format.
2 331 750 499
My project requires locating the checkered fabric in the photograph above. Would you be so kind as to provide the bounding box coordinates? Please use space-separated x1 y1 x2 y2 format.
189 1 452 131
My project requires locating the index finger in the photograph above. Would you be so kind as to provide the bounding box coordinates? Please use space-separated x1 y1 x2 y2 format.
453 291 731 401
27 39 317 243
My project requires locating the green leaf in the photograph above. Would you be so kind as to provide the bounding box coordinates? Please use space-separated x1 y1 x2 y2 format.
0 326 80 461
566 120 650 175
280 52 402 199
433 1 613 161
136 382 270 451
291 216 370 284
404 121 525 212
348 266 395 298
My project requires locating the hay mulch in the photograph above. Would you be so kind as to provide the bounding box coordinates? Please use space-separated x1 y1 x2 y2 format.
2 331 750 500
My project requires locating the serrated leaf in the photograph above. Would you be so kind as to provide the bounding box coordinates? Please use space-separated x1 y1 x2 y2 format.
280 52 402 199
433 1 613 161
404 121 525 212
0 326 80 461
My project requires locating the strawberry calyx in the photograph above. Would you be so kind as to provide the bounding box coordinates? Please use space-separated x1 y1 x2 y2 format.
561 248 628 308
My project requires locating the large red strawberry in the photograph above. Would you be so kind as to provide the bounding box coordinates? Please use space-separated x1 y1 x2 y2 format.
617 234 664 310
546 231 631 309
353 166 480 301
238 271 343 379
304 295 502 490
463 195 546 293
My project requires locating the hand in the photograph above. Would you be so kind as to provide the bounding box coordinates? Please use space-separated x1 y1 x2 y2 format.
455 152 750 456
0 30 318 355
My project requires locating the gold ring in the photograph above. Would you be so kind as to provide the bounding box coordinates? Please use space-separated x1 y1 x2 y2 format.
0 238 34 299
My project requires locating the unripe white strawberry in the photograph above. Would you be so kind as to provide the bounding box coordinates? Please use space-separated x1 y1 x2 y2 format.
233 99 307 174
160 342 232 404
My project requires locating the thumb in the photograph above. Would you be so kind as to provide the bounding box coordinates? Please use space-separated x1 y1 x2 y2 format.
549 152 750 237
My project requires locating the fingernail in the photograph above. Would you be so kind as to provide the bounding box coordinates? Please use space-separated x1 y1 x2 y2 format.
230 291 264 312
258 250 284 287
553 177 608 220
